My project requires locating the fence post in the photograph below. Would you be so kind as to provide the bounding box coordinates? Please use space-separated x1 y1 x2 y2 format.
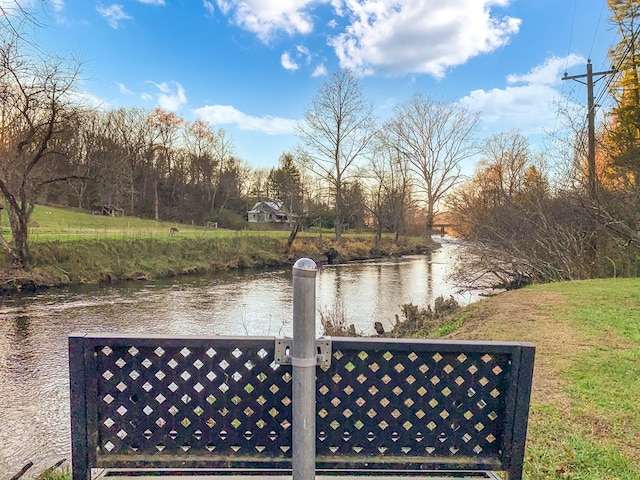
292 258 318 480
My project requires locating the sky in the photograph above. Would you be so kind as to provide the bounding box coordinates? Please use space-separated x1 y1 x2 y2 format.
19 0 619 173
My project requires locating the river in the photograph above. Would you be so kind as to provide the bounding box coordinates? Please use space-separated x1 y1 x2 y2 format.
0 238 476 477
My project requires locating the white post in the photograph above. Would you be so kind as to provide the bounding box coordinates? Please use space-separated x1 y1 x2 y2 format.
292 258 317 480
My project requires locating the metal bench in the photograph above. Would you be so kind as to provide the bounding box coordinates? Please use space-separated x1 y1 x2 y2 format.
69 260 535 480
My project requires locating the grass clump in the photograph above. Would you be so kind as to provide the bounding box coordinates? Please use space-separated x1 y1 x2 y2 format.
525 404 637 480
319 301 360 336
389 295 461 338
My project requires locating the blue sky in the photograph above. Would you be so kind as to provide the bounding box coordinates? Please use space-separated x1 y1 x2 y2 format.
27 0 617 171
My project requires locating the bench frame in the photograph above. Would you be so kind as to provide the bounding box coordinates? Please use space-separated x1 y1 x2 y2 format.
70 334 534 480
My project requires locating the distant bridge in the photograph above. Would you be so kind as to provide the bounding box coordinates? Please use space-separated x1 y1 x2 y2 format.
431 223 456 236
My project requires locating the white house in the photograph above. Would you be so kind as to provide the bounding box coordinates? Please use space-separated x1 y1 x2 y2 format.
247 201 291 223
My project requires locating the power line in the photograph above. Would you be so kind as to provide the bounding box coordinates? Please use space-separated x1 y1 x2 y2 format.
588 1 607 60
565 0 578 72
563 61 616 196
593 24 639 113
565 14 638 149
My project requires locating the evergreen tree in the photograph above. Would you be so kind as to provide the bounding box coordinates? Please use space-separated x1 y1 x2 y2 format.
267 153 304 215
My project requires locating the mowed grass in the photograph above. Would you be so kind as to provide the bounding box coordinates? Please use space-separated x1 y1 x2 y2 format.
1 205 289 241
533 280 640 480
439 278 640 479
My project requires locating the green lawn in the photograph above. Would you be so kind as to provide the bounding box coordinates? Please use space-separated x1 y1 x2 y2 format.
11 205 284 241
440 279 640 480
0 204 349 242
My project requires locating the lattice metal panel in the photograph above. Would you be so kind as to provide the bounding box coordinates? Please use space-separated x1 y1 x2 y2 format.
315 341 513 465
94 339 293 464
73 336 530 473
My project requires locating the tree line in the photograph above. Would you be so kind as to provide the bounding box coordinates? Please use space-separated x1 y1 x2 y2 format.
0 1 638 292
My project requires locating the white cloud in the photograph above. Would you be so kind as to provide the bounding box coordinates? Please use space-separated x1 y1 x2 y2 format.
116 82 134 95
281 52 299 71
203 0 215 16
215 0 317 43
2 0 68 13
0 0 34 13
297 45 314 67
194 105 298 135
96 4 132 29
138 0 165 4
51 0 64 12
507 54 583 85
312 63 327 77
140 92 153 101
147 81 188 111
68 90 109 109
329 0 521 77
297 45 311 58
281 44 317 72
216 0 232 15
213 0 520 77
458 55 585 136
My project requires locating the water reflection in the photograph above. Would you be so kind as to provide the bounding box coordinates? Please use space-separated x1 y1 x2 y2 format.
0 239 474 477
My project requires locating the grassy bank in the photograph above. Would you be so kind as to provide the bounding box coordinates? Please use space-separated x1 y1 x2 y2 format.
398 278 640 480
0 205 433 293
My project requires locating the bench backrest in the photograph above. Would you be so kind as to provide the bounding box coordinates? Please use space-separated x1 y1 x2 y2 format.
69 334 534 479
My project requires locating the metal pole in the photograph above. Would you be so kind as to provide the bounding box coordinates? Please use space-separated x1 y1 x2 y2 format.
292 258 317 480
562 60 615 198
586 60 596 197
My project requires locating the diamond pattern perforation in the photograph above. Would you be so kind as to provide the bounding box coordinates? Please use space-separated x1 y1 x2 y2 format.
315 347 512 459
96 342 293 459
93 339 515 466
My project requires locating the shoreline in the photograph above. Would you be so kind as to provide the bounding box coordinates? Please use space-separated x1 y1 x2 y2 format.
0 234 436 296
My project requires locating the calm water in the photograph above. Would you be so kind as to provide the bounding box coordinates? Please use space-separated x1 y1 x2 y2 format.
0 238 475 477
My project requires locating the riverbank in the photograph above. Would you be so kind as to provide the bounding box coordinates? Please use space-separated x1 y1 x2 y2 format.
391 278 640 480
0 233 435 295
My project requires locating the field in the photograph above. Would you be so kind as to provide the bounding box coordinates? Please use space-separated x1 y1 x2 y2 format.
443 279 640 479
3 205 292 242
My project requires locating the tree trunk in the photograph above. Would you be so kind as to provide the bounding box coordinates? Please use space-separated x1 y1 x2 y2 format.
284 219 303 254
130 173 135 216
4 211 31 269
14 219 31 269
154 179 160 221
335 182 343 242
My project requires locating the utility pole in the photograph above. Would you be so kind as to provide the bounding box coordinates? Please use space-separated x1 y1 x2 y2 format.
563 60 616 197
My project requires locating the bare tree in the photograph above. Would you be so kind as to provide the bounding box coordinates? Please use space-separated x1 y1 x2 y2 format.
479 131 531 202
296 69 376 241
183 119 233 215
107 108 154 215
147 108 183 221
0 25 81 268
389 94 479 237
369 127 412 242
443 130 633 288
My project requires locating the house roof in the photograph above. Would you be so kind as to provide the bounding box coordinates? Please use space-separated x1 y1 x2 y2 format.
248 201 284 214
